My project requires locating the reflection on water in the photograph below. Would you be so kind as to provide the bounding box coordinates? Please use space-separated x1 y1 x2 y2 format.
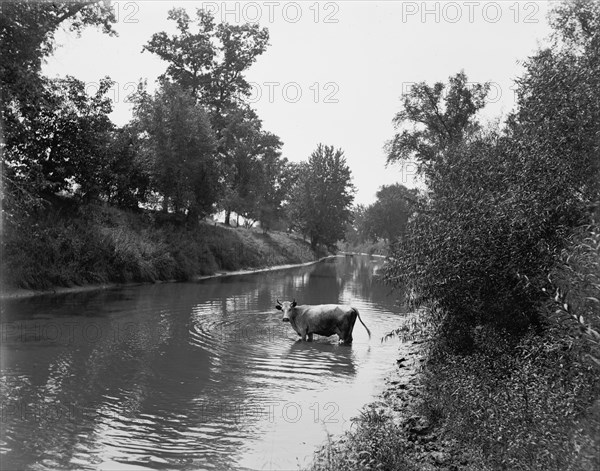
0 255 409 470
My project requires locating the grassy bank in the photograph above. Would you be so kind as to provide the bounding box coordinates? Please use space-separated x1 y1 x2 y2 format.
310 311 600 471
1 201 317 292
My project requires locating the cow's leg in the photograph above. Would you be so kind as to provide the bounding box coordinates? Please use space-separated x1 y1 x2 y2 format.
342 313 357 344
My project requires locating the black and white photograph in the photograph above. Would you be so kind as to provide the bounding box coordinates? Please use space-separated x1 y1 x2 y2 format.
1 1 599 470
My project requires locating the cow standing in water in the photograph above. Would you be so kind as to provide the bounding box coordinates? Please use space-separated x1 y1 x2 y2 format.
275 299 371 344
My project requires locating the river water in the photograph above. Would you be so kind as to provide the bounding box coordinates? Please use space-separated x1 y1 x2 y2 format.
0 255 409 470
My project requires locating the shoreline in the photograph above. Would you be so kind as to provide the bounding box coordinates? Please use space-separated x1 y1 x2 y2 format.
0 255 341 301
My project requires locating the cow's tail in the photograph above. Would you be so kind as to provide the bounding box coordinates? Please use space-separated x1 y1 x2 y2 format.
353 308 371 339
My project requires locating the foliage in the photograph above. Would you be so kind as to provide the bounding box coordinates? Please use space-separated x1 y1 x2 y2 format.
132 81 219 218
288 144 355 250
0 1 116 106
3 75 115 199
217 105 286 226
0 1 117 214
144 7 268 115
143 8 290 227
310 407 417 471
385 70 489 178
383 0 600 341
103 124 152 209
364 184 415 242
420 326 600 471
547 223 600 366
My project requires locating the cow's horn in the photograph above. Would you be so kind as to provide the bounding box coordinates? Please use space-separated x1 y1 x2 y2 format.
276 299 282 305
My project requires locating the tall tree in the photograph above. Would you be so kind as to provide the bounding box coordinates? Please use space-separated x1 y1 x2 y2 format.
255 154 293 232
385 71 489 179
217 106 282 225
144 8 275 224
144 8 268 119
289 144 355 250
104 124 152 209
133 81 218 219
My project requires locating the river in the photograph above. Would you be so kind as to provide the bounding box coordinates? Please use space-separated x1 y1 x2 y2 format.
0 255 410 470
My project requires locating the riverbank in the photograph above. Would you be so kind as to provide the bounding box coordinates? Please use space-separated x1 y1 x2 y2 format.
308 337 459 471
1 202 320 299
0 255 338 300
308 328 467 471
309 312 600 471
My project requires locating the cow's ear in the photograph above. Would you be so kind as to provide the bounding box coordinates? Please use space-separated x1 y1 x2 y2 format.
291 301 297 307
275 305 282 310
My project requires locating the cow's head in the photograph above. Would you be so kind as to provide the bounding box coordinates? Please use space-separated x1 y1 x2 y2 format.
275 299 297 322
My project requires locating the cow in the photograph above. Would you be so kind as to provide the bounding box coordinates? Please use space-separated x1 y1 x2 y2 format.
275 299 371 344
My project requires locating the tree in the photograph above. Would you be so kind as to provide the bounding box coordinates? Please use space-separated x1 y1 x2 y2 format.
144 8 268 119
255 155 294 232
385 71 489 179
144 8 279 225
343 204 368 245
508 0 600 215
104 124 152 209
133 81 218 219
217 106 283 226
0 1 116 106
289 144 355 250
1 1 117 211
383 1 600 344
3 75 115 199
364 184 415 242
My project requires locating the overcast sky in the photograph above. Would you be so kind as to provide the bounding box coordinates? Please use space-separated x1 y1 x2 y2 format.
43 1 554 205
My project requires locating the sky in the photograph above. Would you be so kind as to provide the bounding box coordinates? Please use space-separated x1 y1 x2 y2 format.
43 1 554 205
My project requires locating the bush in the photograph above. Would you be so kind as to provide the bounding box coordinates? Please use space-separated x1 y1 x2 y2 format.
420 326 600 471
546 223 600 365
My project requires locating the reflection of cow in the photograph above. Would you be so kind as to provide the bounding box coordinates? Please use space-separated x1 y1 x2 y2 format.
275 299 371 344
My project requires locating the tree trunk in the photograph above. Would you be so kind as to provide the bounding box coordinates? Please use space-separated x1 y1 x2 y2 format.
310 235 319 251
187 205 199 227
224 209 231 226
162 196 169 212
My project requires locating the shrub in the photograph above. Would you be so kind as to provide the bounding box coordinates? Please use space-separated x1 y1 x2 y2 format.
420 326 600 471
